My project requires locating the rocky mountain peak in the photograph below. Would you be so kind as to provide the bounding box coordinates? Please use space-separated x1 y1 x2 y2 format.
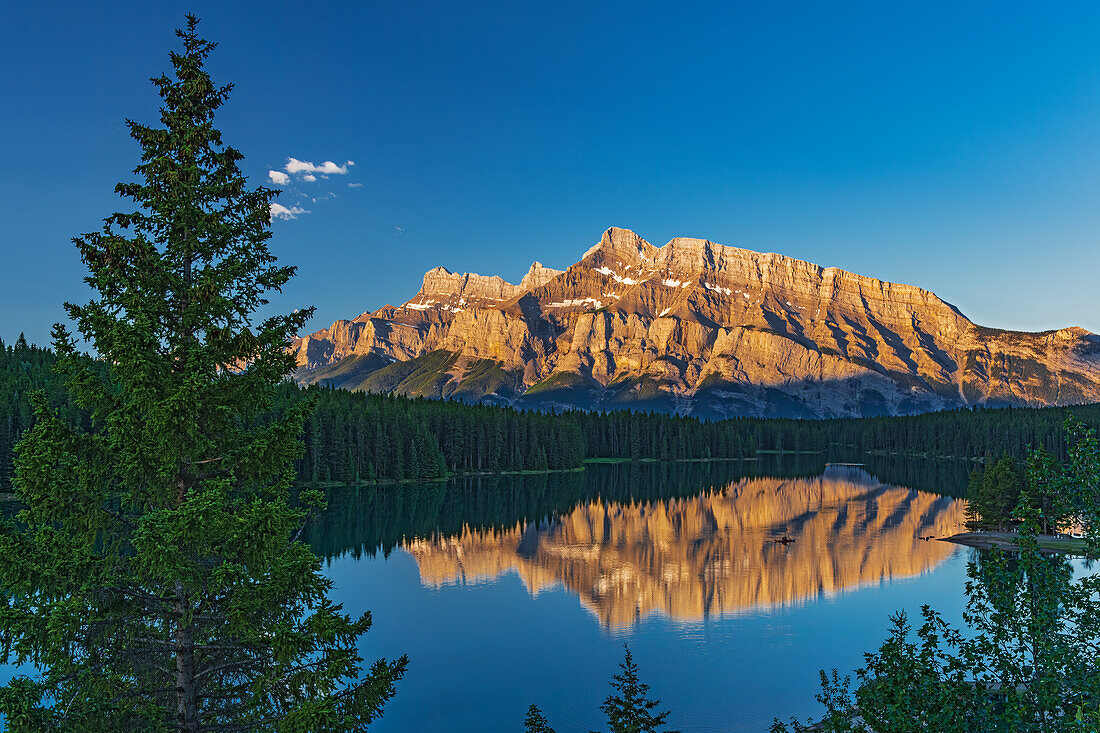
1057 326 1091 339
583 227 658 264
519 261 564 291
417 267 515 300
293 227 1100 418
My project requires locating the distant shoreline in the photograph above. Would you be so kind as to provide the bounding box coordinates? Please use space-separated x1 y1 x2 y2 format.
296 456 764 488
941 531 1091 556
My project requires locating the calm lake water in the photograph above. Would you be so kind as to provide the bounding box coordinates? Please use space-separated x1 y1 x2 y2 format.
308 457 973 732
0 457 974 731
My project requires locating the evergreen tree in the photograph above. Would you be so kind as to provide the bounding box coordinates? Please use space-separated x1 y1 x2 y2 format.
965 454 1024 531
596 645 677 733
0 17 405 732
524 704 557 733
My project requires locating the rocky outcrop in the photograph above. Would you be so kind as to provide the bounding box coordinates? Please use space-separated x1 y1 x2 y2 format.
292 227 1100 417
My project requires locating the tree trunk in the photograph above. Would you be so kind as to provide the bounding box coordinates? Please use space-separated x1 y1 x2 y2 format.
174 470 198 731
175 581 199 733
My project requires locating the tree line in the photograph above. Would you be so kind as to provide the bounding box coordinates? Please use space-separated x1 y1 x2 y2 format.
5 336 1100 489
963 419 1097 535
292 384 586 483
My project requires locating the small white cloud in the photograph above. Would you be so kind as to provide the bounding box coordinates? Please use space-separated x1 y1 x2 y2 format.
268 170 290 185
270 202 308 220
346 160 355 166
348 182 363 188
284 158 315 175
394 226 405 234
284 157 350 176
302 174 317 182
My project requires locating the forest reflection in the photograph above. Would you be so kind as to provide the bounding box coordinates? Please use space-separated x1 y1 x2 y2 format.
310 459 966 627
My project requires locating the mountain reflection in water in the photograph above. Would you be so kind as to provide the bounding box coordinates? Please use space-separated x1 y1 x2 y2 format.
404 467 964 627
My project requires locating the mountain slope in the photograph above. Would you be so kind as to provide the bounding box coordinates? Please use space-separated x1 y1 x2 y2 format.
292 228 1100 418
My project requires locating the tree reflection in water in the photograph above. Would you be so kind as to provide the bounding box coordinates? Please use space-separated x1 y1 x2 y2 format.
309 459 966 628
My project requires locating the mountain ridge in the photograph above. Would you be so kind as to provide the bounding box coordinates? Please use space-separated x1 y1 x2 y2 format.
291 227 1100 418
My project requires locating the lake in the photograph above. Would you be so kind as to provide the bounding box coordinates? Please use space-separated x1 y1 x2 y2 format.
308 457 973 732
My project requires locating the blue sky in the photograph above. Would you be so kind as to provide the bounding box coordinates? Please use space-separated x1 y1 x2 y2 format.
4 0 1100 345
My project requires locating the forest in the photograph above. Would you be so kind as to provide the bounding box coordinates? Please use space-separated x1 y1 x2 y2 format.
962 444 1095 535
3 334 1100 488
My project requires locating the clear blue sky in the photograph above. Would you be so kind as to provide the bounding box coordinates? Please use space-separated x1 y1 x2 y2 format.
4 0 1100 345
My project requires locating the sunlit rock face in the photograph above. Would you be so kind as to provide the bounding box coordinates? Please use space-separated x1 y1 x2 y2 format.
292 227 1100 416
403 467 967 628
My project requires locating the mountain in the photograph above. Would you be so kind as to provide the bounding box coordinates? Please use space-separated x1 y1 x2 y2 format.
291 227 1100 418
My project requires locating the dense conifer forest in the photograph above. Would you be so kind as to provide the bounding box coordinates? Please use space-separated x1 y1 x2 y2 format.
0 336 88 489
3 337 1100 489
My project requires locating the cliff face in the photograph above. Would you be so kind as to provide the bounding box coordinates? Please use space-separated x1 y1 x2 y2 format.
402 467 966 627
292 227 1100 417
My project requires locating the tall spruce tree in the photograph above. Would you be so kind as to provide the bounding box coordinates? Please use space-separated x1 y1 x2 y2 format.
0 16 405 733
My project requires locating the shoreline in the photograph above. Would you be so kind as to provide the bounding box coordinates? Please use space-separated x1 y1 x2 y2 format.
940 531 1091 556
299 455 765 488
